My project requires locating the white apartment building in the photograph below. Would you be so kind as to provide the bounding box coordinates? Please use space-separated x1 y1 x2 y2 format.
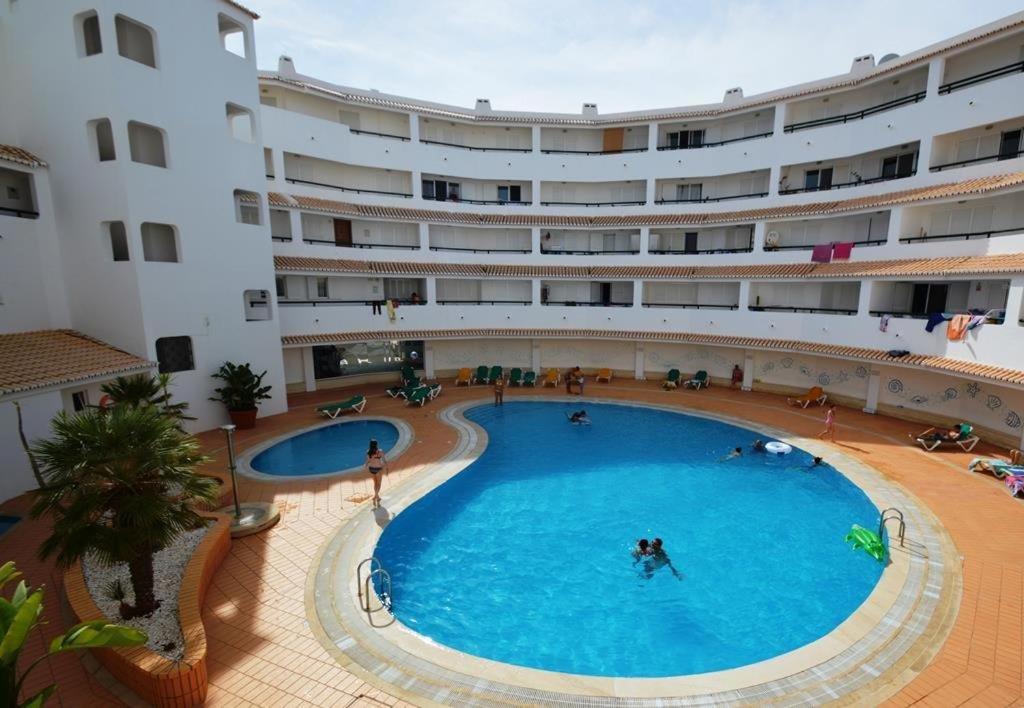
3 3 1024 499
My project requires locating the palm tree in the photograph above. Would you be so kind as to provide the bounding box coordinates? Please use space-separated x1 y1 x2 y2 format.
29 405 217 619
100 373 193 423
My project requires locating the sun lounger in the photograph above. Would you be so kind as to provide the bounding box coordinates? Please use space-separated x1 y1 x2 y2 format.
969 457 1024 479
683 370 709 390
665 369 681 386
455 368 472 386
522 371 537 386
541 369 560 387
595 368 612 383
405 387 431 407
385 384 406 398
915 423 979 452
473 365 490 385
427 383 442 399
508 368 523 386
788 386 828 408
488 365 503 384
316 395 366 418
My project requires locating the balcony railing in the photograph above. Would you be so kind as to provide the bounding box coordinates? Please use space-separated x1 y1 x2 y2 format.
285 177 413 198
541 248 640 255
279 298 427 306
642 302 740 309
765 238 886 251
540 200 647 207
431 197 529 206
899 226 1024 244
649 246 754 254
301 237 419 249
0 206 40 219
867 310 1006 324
656 132 773 150
436 299 533 305
542 300 633 307
778 171 915 195
749 305 858 315
430 246 532 253
420 139 530 153
930 148 1024 172
271 235 292 242
783 92 926 133
655 192 768 204
540 147 648 155
350 128 411 141
939 59 1024 94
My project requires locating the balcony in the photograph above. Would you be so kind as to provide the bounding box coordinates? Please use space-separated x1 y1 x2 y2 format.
898 190 1024 244
429 225 532 253
277 274 426 306
869 279 1009 324
657 108 774 149
436 279 532 305
540 180 646 207
649 225 754 254
419 116 531 153
260 85 412 140
654 170 770 204
642 281 740 310
541 280 634 307
421 174 531 206
929 116 1023 172
297 214 420 250
540 126 649 155
283 152 413 198
939 32 1024 94
540 229 640 255
0 167 39 219
783 68 928 133
764 211 889 251
778 143 919 195
748 281 860 316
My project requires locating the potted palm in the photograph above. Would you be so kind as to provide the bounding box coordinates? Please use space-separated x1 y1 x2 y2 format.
209 362 272 429
100 372 194 425
30 405 218 619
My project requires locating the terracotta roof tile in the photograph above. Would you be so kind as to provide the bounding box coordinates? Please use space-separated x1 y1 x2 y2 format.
273 253 1024 280
0 330 155 397
222 0 259 19
0 145 46 168
277 172 1024 228
280 328 1024 386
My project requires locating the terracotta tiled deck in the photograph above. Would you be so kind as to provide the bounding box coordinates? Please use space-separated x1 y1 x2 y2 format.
4 380 1024 706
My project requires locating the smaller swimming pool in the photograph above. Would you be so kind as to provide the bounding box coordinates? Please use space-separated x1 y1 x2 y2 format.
250 420 400 477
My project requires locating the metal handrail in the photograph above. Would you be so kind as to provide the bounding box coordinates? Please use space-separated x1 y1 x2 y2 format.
540 200 647 207
541 147 648 155
0 206 40 219
655 192 769 204
350 128 411 141
649 246 754 254
779 172 915 195
878 508 906 548
930 148 1024 172
783 91 926 133
430 246 532 253
284 177 413 198
365 567 393 619
420 139 530 153
356 557 381 611
939 59 1024 94
899 226 1024 244
657 131 773 150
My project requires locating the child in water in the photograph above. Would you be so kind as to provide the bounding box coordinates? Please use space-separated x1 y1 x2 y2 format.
568 410 590 424
719 446 743 461
634 537 683 580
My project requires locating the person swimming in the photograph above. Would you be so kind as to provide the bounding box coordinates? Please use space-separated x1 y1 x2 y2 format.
719 446 743 461
638 538 683 580
568 410 590 424
632 538 652 561
811 456 824 467
752 439 766 453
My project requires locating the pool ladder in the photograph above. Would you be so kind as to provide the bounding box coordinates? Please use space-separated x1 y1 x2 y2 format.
357 557 393 623
878 508 906 547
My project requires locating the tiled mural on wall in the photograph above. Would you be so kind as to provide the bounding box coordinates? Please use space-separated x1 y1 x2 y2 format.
883 375 1022 432
754 353 870 398
645 344 736 377
539 340 635 369
434 340 531 367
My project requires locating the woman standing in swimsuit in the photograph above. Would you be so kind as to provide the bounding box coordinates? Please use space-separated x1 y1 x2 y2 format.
366 438 389 507
818 405 837 442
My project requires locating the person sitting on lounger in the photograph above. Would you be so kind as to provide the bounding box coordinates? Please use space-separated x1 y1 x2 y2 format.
568 410 590 424
719 446 743 461
927 427 962 442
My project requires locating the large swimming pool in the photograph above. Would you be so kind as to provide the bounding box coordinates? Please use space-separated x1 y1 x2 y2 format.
251 420 399 477
374 401 883 677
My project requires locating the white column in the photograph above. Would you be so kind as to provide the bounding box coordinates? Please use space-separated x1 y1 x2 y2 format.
531 126 541 153
412 171 423 199
288 209 302 243
418 222 430 251
532 178 542 205
752 222 767 252
647 123 659 152
631 280 643 308
423 341 435 378
270 148 286 183
1005 278 1024 325
772 102 787 136
531 278 542 305
424 276 437 305
886 206 905 245
301 347 316 393
863 368 882 414
408 112 421 142
634 343 646 380
738 281 751 311
742 350 755 391
857 281 874 316
531 226 542 254
639 226 650 255
645 178 656 206
531 339 542 373
768 165 782 197
925 57 945 98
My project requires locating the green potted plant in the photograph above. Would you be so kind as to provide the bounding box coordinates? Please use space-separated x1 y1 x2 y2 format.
209 362 272 429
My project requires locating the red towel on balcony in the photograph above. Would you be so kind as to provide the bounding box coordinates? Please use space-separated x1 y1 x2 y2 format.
832 242 853 260
811 243 832 263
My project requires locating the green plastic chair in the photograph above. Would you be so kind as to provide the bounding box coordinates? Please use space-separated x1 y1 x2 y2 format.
522 371 536 386
405 387 430 406
473 365 490 384
489 365 503 384
665 369 681 384
508 368 523 386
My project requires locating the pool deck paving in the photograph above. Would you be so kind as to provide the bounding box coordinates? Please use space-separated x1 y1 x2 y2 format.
3 379 1024 706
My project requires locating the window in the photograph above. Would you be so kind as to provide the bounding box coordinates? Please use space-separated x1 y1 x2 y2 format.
275 276 287 298
141 222 178 262
114 15 156 68
999 130 1022 160
803 168 833 191
243 289 272 321
75 11 102 57
422 179 460 201
234 190 261 225
667 129 705 149
264 148 274 178
881 152 916 179
106 221 129 261
0 167 37 218
218 13 248 59
675 184 703 202
316 277 329 298
127 121 167 167
155 336 194 373
497 185 522 203
71 391 89 412
89 118 116 161
226 103 255 142
312 340 424 379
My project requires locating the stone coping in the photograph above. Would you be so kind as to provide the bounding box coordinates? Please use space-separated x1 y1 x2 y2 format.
236 415 413 483
307 397 961 705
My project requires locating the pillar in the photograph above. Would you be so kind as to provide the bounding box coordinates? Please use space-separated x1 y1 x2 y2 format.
639 226 650 255
531 278 542 305
752 222 767 252
419 222 430 251
925 57 945 98
647 122 659 152
885 206 905 245
531 226 542 254
408 112 420 142
423 342 435 378
531 340 542 374
863 368 882 414
301 347 316 393
1005 278 1024 326
772 101 787 136
424 277 437 305
532 178 542 206
412 170 422 199
768 164 782 197
857 280 874 316
737 281 751 311
645 177 656 206
531 125 541 153
742 350 754 391
289 209 302 243
634 343 646 380
632 280 643 309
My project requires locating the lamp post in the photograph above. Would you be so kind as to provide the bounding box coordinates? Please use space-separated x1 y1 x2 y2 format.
216 423 280 537
220 424 242 520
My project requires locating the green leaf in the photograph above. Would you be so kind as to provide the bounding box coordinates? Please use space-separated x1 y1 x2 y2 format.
0 589 42 666
18 683 56 708
0 562 20 593
0 598 16 635
11 581 27 609
49 620 146 654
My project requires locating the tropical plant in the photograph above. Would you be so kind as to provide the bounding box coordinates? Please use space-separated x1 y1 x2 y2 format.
0 561 146 707
208 362 272 412
100 372 194 423
29 405 217 619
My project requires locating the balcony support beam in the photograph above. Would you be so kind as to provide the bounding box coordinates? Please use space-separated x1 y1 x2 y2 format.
301 347 317 393
863 368 882 414
634 343 645 381
742 350 754 391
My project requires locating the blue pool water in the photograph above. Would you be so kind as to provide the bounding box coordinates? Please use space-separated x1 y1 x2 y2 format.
374 401 883 677
251 420 399 476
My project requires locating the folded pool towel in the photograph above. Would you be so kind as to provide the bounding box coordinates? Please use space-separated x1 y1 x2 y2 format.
811 243 832 263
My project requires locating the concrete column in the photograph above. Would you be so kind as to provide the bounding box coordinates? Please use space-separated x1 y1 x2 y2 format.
639 226 650 255
863 368 882 414
531 278 542 305
301 347 316 393
1004 278 1024 325
647 123 659 152
925 57 945 98
412 171 422 199
289 209 302 243
531 126 541 153
645 178 656 206
531 226 542 254
772 102 787 136
738 281 751 311
532 179 542 206
531 339 542 373
768 164 782 197
886 206 905 245
408 112 420 142
423 341 435 378
752 222 767 252
270 148 286 183
857 280 874 316
632 280 644 309
742 350 755 391
418 222 430 251
634 343 646 380
424 276 437 305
